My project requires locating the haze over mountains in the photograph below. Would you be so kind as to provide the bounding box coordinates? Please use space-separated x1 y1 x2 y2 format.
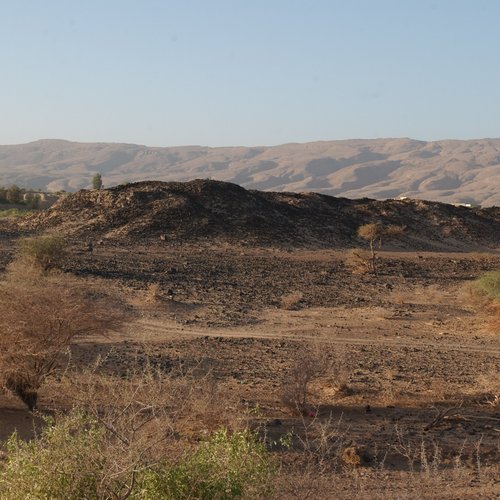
1 138 499 206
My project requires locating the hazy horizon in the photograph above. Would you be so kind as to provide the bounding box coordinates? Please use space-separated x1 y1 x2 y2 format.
3 135 500 150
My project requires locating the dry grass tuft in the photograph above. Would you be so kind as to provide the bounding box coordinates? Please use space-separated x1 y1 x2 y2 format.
280 291 304 310
344 248 373 274
341 445 363 467
143 282 163 304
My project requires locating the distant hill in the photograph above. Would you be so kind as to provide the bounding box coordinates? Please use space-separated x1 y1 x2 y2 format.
1 138 500 206
22 179 500 250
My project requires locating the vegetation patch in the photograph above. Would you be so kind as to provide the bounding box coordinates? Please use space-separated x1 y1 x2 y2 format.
473 270 500 302
0 208 34 218
0 413 274 500
0 413 106 500
140 428 275 499
17 234 68 272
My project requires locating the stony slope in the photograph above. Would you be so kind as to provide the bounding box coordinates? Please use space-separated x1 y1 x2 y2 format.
23 180 500 250
1 138 500 206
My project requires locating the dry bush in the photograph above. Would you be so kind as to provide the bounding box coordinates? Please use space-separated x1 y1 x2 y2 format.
391 426 482 480
462 270 500 332
281 343 331 414
0 269 126 410
42 356 248 497
280 291 304 310
461 282 490 310
295 413 351 470
356 223 381 274
275 466 497 500
63 364 188 496
357 222 381 243
311 357 351 403
144 282 162 304
276 422 495 500
59 353 245 442
474 372 500 407
274 414 354 499
344 248 373 274
490 304 500 334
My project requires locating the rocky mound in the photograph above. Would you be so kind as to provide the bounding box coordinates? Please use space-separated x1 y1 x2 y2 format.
23 180 500 250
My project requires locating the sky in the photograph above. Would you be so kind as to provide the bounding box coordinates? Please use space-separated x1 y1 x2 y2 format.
1 0 500 147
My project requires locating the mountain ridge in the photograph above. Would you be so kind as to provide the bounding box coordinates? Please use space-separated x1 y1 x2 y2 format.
1 138 499 206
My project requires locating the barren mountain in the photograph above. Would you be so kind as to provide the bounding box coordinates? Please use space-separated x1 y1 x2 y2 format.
1 138 500 206
22 179 500 250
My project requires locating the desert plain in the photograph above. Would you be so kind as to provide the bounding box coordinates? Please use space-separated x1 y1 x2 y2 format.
0 180 499 499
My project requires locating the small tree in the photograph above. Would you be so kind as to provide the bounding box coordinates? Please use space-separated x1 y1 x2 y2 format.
0 270 125 410
24 192 41 209
357 223 405 274
6 185 22 204
92 173 103 190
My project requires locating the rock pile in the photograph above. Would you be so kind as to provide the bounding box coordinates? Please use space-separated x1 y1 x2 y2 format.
22 179 500 250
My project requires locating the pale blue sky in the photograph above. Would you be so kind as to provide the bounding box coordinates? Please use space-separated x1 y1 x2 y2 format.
1 1 499 146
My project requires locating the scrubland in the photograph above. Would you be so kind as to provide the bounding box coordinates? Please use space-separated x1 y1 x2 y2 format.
0 234 497 499
0 182 499 498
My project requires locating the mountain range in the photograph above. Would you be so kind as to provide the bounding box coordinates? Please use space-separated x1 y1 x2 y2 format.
1 138 499 205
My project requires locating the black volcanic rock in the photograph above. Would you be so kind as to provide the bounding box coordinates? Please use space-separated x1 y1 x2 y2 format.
22 179 500 250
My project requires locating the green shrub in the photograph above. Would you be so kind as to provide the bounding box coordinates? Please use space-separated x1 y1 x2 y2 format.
473 271 500 302
17 234 67 272
92 173 103 190
137 428 275 499
0 209 33 218
0 413 106 500
0 414 274 500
